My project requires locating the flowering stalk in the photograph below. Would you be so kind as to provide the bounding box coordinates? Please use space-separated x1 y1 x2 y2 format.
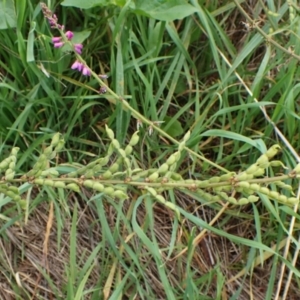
39 2 228 173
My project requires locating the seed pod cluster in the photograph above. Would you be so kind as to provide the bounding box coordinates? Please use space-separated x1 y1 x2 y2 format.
0 148 19 180
0 184 21 203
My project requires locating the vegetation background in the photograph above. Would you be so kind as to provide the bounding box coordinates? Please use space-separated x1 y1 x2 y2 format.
0 0 300 299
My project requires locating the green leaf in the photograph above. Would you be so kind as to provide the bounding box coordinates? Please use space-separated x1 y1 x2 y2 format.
61 0 112 9
129 0 198 21
200 130 261 150
61 31 91 52
0 0 16 29
162 116 184 138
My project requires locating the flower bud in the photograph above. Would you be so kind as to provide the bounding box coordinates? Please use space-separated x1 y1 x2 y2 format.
287 197 298 204
166 154 176 166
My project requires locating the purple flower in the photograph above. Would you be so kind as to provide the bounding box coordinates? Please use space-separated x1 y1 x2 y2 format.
54 41 64 48
71 60 83 71
74 43 83 54
82 66 91 76
52 36 61 43
65 31 74 40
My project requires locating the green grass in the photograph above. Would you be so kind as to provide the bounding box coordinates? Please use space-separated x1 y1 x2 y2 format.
1 0 300 299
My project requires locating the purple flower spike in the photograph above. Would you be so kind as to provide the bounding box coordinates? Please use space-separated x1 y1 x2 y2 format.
52 36 61 43
74 43 83 54
71 60 84 71
65 31 74 40
82 66 91 76
54 42 64 48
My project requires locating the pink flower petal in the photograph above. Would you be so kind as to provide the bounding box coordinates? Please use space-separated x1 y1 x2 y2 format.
65 31 74 40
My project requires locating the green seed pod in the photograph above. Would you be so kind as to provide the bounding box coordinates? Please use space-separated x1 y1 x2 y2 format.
236 172 252 181
105 125 115 140
256 154 269 166
129 131 139 146
155 195 166 203
217 192 229 200
220 172 236 181
8 186 19 193
248 195 259 202
219 185 232 192
238 182 250 189
8 162 15 170
18 199 27 209
53 181 66 188
197 180 210 188
93 183 104 192
55 140 65 152
209 177 220 183
49 169 59 177
102 170 112 179
166 154 177 166
278 195 288 203
169 172 182 180
6 190 17 199
203 192 213 201
158 163 169 174
211 195 221 202
51 133 61 147
92 165 103 173
250 184 260 191
66 183 80 193
14 195 21 203
34 179 44 185
227 197 238 204
243 188 255 195
118 148 126 158
260 187 270 195
11 147 20 156
287 197 298 204
238 198 249 205
148 172 159 181
146 187 157 197
44 179 55 187
124 145 133 156
183 130 191 142
269 161 286 168
43 146 53 157
103 187 114 195
49 150 57 159
5 169 15 180
269 191 280 200
113 190 128 200
109 163 119 173
246 163 260 175
265 144 281 159
0 158 11 170
252 168 265 177
112 139 120 150
83 180 94 188
85 170 95 178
